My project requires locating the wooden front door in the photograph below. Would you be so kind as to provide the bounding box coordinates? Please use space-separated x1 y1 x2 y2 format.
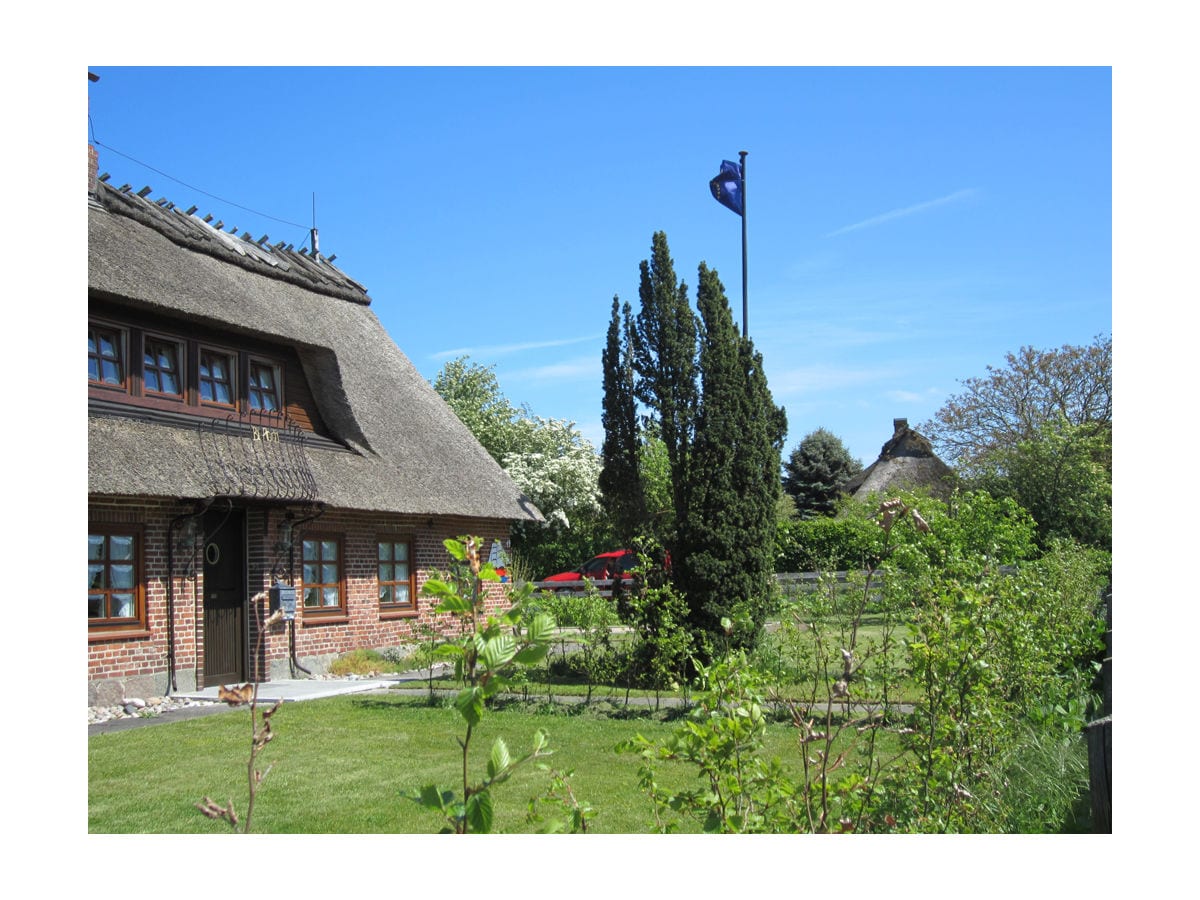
202 507 246 686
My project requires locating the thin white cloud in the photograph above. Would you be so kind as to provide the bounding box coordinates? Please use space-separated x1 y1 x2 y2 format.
768 364 898 397
825 189 978 238
509 357 599 384
430 334 603 361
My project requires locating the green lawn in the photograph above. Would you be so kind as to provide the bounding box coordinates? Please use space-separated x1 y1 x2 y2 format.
89 693 822 833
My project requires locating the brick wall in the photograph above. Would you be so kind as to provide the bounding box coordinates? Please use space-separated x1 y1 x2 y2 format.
89 496 513 702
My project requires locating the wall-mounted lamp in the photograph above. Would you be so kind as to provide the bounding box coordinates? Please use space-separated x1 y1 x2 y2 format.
276 513 294 554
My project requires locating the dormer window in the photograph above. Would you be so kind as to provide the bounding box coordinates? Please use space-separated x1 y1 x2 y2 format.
143 336 182 397
199 348 235 406
88 325 125 386
249 359 281 412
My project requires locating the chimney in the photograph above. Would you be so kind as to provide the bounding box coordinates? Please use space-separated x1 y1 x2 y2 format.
88 144 99 197
88 73 100 200
893 417 908 437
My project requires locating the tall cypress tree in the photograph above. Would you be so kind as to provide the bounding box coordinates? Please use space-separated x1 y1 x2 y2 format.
684 262 786 645
599 296 646 545
630 232 697 559
605 233 785 654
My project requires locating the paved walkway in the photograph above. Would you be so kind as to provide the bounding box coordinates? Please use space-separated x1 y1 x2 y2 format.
88 671 433 735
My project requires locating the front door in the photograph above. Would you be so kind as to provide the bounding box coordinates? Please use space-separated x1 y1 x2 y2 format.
202 507 246 686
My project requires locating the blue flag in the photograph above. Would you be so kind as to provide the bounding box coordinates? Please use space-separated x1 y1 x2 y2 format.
709 159 743 216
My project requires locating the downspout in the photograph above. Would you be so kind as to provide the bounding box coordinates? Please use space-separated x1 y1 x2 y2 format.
284 505 325 677
166 499 214 695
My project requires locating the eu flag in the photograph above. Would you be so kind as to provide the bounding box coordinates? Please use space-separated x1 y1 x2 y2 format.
709 159 743 216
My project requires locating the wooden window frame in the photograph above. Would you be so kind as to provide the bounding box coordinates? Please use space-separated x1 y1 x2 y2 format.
198 344 238 410
247 356 283 415
88 524 149 640
88 321 128 393
377 535 418 617
300 533 346 622
142 332 185 401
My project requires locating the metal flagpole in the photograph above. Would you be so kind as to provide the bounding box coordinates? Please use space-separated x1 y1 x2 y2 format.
739 150 748 339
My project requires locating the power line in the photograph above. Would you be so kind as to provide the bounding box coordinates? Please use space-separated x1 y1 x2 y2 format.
91 138 309 231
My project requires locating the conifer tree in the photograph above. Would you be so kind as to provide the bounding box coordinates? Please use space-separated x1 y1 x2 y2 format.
683 263 786 645
607 232 786 654
629 231 697 556
782 428 862 518
599 296 646 545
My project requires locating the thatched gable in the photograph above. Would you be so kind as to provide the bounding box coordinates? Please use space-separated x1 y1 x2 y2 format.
88 177 542 523
843 418 956 501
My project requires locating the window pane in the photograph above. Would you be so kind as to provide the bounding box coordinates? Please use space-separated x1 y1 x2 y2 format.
100 334 118 357
379 585 393 604
304 587 320 607
88 564 105 590
89 357 100 380
112 593 134 618
396 563 409 581
110 534 134 560
88 534 104 560
89 594 104 618
214 383 231 404
379 563 393 583
303 540 317 561
102 359 121 384
394 585 410 605
395 543 408 562
322 541 338 560
303 563 318 584
110 565 134 590
322 587 339 607
322 564 338 584
378 543 391 562
161 372 179 394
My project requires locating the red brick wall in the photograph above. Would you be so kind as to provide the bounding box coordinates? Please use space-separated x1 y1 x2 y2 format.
89 497 514 695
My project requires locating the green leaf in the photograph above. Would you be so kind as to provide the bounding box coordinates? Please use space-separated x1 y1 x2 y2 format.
454 686 484 727
443 538 468 561
481 633 516 670
408 783 455 814
465 790 494 833
527 612 557 644
513 645 548 666
434 594 474 615
487 737 512 780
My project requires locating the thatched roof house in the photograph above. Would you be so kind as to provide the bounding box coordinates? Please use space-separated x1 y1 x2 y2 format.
88 174 539 522
843 418 956 501
88 145 539 704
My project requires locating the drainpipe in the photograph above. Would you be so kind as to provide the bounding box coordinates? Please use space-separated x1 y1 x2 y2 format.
166 499 213 695
283 505 325 677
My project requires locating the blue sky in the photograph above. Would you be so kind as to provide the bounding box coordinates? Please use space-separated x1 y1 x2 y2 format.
86 66 1111 466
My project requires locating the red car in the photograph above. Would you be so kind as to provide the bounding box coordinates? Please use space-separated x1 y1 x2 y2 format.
540 550 637 586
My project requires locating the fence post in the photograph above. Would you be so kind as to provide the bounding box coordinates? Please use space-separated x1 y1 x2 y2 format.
1085 582 1112 833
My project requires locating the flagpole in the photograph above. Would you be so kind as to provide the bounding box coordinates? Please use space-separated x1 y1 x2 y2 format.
739 150 748 339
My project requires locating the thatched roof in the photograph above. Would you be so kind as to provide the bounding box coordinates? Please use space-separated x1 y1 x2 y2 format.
88 176 541 523
843 418 956 501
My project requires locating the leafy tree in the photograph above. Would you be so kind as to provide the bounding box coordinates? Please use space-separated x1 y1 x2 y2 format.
782 428 863 518
920 336 1112 549
599 296 646 546
433 356 524 461
974 419 1112 550
432 356 609 576
921 335 1112 475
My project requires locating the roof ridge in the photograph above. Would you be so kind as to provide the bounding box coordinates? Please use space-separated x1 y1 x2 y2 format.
94 180 371 306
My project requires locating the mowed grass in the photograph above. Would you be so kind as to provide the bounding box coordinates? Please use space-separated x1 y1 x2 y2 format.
89 693 826 833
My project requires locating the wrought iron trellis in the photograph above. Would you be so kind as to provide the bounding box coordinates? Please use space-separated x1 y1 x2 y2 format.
198 409 318 503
